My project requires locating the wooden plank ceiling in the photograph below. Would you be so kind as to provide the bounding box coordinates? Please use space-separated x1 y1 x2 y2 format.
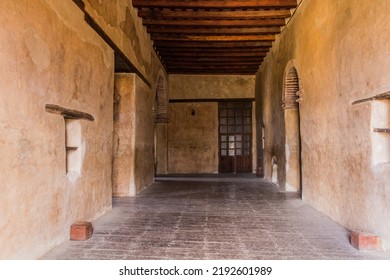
132 0 297 75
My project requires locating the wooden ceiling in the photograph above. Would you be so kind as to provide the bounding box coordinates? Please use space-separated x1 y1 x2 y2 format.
132 0 297 75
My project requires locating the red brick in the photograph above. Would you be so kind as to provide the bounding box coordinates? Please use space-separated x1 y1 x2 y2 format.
70 221 93 241
350 231 381 251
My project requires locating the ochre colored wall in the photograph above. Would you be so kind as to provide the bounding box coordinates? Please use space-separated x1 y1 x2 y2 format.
169 75 255 100
82 0 164 85
168 103 219 174
168 75 256 174
113 74 136 196
256 0 390 250
134 76 156 192
113 74 161 195
0 0 113 259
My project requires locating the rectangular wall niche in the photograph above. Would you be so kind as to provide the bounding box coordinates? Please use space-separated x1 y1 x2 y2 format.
65 119 82 174
45 104 94 177
371 99 390 165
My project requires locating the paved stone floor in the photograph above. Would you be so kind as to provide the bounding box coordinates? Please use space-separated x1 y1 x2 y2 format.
42 176 390 260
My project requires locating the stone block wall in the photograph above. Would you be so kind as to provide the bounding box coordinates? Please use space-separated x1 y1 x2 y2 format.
0 0 114 258
256 0 390 250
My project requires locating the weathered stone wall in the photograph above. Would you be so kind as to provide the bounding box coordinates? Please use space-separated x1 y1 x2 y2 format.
0 0 114 259
134 76 155 192
113 74 161 195
256 0 390 250
82 0 164 85
168 75 256 174
113 74 136 196
169 75 255 100
168 103 219 174
155 123 168 175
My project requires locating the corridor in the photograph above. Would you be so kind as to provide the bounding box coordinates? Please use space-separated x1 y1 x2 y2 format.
42 176 389 260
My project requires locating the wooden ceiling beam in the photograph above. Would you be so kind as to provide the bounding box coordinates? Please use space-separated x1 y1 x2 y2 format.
166 67 260 72
165 61 263 67
142 18 286 27
158 51 268 57
156 46 270 53
169 70 256 75
148 26 280 35
167 63 261 68
151 34 275 41
147 26 281 35
132 0 297 9
161 56 264 62
154 41 273 48
138 9 291 20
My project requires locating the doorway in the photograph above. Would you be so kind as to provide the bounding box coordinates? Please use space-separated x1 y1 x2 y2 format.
219 101 252 173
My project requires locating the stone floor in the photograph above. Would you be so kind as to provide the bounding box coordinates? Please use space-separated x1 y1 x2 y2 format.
42 176 390 260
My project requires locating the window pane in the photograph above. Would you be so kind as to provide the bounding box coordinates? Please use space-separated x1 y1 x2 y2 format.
235 117 242 124
221 150 227 156
221 135 227 142
236 135 242 142
236 109 243 116
229 150 235 156
244 135 250 141
220 118 227 125
244 149 250 155
228 118 235 124
244 142 250 148
228 109 235 116
244 102 251 108
229 136 235 142
236 142 242 149
227 103 235 108
236 126 242 133
244 117 251 124
236 149 242 155
220 109 227 117
220 126 227 133
234 102 243 108
244 126 251 133
219 103 227 109
229 143 235 149
228 126 235 133
221 143 227 149
243 109 251 116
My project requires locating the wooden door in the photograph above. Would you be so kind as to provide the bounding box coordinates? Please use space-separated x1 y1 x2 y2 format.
219 101 252 173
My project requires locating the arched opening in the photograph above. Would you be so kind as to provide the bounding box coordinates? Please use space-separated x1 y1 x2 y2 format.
283 66 302 193
154 74 168 175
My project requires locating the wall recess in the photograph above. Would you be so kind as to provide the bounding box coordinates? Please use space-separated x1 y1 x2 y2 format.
45 104 94 177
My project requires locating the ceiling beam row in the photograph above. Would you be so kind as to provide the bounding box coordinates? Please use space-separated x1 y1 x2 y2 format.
132 0 297 74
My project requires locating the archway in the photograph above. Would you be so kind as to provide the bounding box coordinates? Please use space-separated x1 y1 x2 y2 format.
282 65 302 193
154 74 168 175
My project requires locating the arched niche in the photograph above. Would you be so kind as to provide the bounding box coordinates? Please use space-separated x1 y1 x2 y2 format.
282 62 302 193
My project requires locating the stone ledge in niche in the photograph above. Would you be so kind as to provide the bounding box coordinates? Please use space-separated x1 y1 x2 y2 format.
352 91 390 105
45 104 94 121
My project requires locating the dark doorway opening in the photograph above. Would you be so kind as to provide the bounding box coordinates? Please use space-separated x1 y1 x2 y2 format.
219 101 252 173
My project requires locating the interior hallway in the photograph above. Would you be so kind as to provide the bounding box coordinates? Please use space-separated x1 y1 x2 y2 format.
42 176 389 260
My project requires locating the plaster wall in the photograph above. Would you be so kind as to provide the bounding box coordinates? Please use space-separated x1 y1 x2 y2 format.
0 0 114 259
168 103 219 174
82 0 165 85
113 74 156 196
168 75 256 174
113 74 136 196
169 75 255 100
134 76 155 192
155 123 168 175
256 0 390 249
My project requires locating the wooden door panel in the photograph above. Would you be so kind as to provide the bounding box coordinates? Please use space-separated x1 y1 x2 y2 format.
219 101 252 173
